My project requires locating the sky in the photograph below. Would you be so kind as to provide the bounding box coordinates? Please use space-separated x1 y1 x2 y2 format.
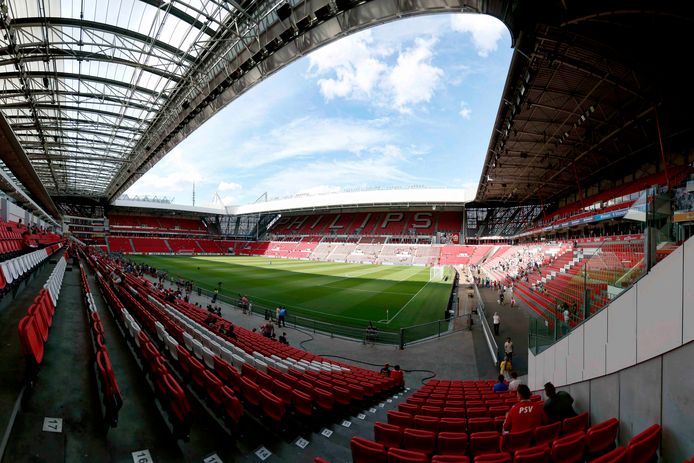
125 13 513 207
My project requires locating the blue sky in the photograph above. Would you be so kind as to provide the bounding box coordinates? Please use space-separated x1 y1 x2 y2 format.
125 13 513 207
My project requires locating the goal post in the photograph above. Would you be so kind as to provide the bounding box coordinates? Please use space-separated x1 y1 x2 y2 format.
429 265 444 281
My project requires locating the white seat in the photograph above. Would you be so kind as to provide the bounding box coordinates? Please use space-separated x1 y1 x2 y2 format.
275 361 289 373
201 346 216 369
155 322 166 342
231 353 245 369
166 336 179 360
192 339 205 360
270 354 282 362
290 364 306 373
1 262 13 284
182 332 195 351
219 347 233 364
208 342 222 356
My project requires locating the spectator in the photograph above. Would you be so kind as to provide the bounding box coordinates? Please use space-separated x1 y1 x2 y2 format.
499 355 513 379
279 332 288 345
508 371 521 391
493 312 501 336
391 365 404 388
380 363 391 377
493 374 508 392
503 384 547 432
543 382 578 423
365 321 378 344
504 337 514 361
275 306 280 322
278 306 287 327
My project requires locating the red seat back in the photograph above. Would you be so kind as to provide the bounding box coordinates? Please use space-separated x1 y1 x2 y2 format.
562 412 589 435
586 418 619 455
350 436 387 463
374 421 402 449
551 432 586 463
625 424 660 463
437 432 468 455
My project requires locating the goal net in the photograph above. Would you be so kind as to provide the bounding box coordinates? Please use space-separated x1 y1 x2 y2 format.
429 265 444 281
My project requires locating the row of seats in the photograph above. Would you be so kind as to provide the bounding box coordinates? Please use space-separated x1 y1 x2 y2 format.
90 266 194 439
0 243 63 290
79 261 123 428
17 252 67 379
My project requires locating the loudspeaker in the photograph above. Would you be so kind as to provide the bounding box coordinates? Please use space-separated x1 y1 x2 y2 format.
314 4 332 22
279 27 296 43
336 0 360 11
296 16 312 32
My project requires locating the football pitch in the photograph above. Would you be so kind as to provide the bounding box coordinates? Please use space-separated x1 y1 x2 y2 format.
129 255 455 336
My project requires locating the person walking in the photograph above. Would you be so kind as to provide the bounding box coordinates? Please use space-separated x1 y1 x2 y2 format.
493 312 501 336
504 337 514 362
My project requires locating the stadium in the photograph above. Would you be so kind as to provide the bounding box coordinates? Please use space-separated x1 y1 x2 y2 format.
0 1 692 462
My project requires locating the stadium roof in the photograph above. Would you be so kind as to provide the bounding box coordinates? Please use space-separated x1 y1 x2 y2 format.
475 0 694 206
0 0 691 219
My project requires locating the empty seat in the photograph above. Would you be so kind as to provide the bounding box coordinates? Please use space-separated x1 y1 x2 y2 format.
534 422 561 446
387 410 413 429
220 386 243 424
374 422 402 449
443 407 466 418
500 429 533 453
469 431 500 457
292 389 313 417
413 415 439 433
351 436 387 463
624 424 660 463
562 412 589 435
468 417 494 433
585 418 619 458
591 447 626 463
437 432 468 455
514 445 551 463
259 389 285 423
388 448 428 463
402 429 435 456
440 418 467 433
473 453 512 462
431 456 470 463
239 377 260 407
202 370 224 407
551 432 586 463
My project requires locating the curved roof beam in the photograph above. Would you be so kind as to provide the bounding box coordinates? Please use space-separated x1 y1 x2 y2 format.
138 0 219 36
0 49 183 82
0 71 163 97
8 118 145 134
9 17 197 63
0 103 150 124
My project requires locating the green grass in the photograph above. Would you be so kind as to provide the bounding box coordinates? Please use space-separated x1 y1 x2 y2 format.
129 255 454 336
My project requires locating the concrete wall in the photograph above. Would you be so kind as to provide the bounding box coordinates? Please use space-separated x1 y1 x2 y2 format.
527 236 694 461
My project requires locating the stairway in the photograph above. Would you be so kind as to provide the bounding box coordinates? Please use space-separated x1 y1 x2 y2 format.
128 238 135 253
163 239 173 253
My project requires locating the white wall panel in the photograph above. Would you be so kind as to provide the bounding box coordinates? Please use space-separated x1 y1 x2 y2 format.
584 310 608 379
528 350 538 390
567 325 584 384
683 239 694 344
553 337 569 386
606 286 637 374
542 345 555 386
637 246 684 362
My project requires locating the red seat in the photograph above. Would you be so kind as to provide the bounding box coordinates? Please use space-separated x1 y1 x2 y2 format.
259 389 285 423
333 385 351 406
488 406 510 418
625 424 660 463
399 403 419 415
18 315 44 365
431 456 470 463
202 370 224 407
534 422 561 446
468 417 494 433
162 374 191 437
563 412 589 435
374 422 402 449
437 432 468 455
551 432 586 463
271 380 293 407
314 388 334 412
292 389 313 417
413 415 439 433
514 445 551 463
470 431 501 457
443 407 467 418
351 436 387 463
213 357 242 393
591 447 626 463
500 429 533 453
220 385 243 424
314 458 331 463
240 376 261 407
402 428 436 456
388 448 428 463
387 411 413 429
467 407 490 419
473 453 511 462
420 406 442 417
585 418 619 458
440 418 467 433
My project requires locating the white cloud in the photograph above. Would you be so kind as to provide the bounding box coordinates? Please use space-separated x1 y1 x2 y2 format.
459 101 472 119
308 31 443 113
388 37 443 112
218 181 242 191
224 116 393 169
450 14 508 57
